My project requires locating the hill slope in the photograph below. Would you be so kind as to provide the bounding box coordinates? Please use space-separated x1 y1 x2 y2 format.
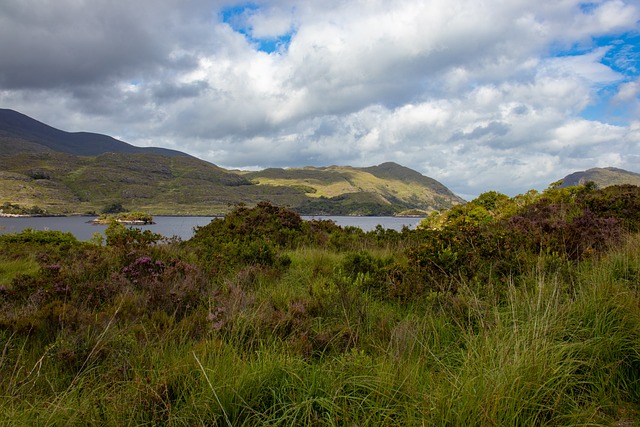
244 162 464 215
0 108 190 157
0 109 463 216
560 167 640 188
0 152 306 215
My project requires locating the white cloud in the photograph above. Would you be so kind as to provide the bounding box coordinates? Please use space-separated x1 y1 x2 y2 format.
1 0 639 199
614 79 640 102
542 47 622 84
245 6 295 39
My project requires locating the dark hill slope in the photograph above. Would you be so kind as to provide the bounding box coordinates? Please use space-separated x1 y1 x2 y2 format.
0 108 190 157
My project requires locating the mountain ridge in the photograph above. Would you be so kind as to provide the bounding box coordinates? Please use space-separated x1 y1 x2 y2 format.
0 109 464 215
559 167 640 188
0 108 191 158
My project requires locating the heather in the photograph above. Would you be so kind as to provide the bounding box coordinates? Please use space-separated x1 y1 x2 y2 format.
1 185 640 425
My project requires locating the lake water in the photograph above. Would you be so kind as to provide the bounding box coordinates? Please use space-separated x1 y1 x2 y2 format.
0 215 424 241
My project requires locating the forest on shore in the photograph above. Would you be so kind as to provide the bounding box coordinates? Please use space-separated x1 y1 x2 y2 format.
1 182 640 425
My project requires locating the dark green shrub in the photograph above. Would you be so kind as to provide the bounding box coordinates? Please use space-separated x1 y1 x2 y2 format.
508 205 622 261
379 262 425 301
328 226 366 251
407 184 638 298
0 228 78 246
407 223 521 295
191 202 304 248
578 184 640 232
101 201 127 214
28 169 51 180
105 221 163 248
189 203 304 270
336 251 415 300
341 251 384 279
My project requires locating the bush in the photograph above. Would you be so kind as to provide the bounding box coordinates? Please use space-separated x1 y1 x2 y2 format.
189 203 306 270
0 228 78 246
408 184 637 297
578 184 640 232
104 221 164 248
101 201 127 214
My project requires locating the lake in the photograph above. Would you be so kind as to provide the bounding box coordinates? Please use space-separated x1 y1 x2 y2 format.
0 215 424 241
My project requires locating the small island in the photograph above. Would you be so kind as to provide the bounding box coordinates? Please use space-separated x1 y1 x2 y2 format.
0 202 49 217
90 211 155 225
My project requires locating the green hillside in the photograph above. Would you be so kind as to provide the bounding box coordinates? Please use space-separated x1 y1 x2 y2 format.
0 109 463 216
0 152 306 215
560 167 640 188
0 152 462 216
244 163 464 215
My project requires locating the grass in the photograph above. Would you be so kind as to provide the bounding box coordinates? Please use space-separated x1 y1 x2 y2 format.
1 221 640 424
0 257 39 285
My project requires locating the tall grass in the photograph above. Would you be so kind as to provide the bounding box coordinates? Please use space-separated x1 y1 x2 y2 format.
0 257 39 285
2 235 640 425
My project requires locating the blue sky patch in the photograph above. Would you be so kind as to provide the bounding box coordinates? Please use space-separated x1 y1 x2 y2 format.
252 33 292 53
580 99 631 125
550 31 640 123
598 33 640 77
551 32 639 77
220 3 259 34
578 2 599 14
220 3 293 53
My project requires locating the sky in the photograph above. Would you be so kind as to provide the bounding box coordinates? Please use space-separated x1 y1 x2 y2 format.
1 0 639 200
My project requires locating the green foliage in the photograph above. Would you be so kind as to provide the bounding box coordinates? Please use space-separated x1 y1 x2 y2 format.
419 190 517 230
0 228 78 245
338 250 389 292
412 184 638 291
578 184 640 232
104 220 163 248
189 202 309 271
2 185 640 425
101 201 127 214
0 202 47 215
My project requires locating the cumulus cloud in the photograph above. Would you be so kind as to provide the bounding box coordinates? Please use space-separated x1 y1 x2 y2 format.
1 0 639 198
613 78 640 104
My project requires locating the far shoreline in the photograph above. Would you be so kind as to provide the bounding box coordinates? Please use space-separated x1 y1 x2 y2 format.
2 212 426 219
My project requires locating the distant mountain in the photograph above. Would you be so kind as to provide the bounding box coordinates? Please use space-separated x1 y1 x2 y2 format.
0 108 190 157
0 109 463 216
560 167 640 188
0 151 307 215
243 162 464 214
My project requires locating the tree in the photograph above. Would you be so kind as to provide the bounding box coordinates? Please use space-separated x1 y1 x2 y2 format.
101 201 127 214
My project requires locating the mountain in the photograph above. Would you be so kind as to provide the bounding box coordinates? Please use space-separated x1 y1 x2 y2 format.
243 163 464 215
0 151 308 215
560 167 640 188
0 109 463 216
0 108 190 157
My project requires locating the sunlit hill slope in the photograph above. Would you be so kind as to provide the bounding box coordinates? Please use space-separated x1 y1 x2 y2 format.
0 109 464 215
